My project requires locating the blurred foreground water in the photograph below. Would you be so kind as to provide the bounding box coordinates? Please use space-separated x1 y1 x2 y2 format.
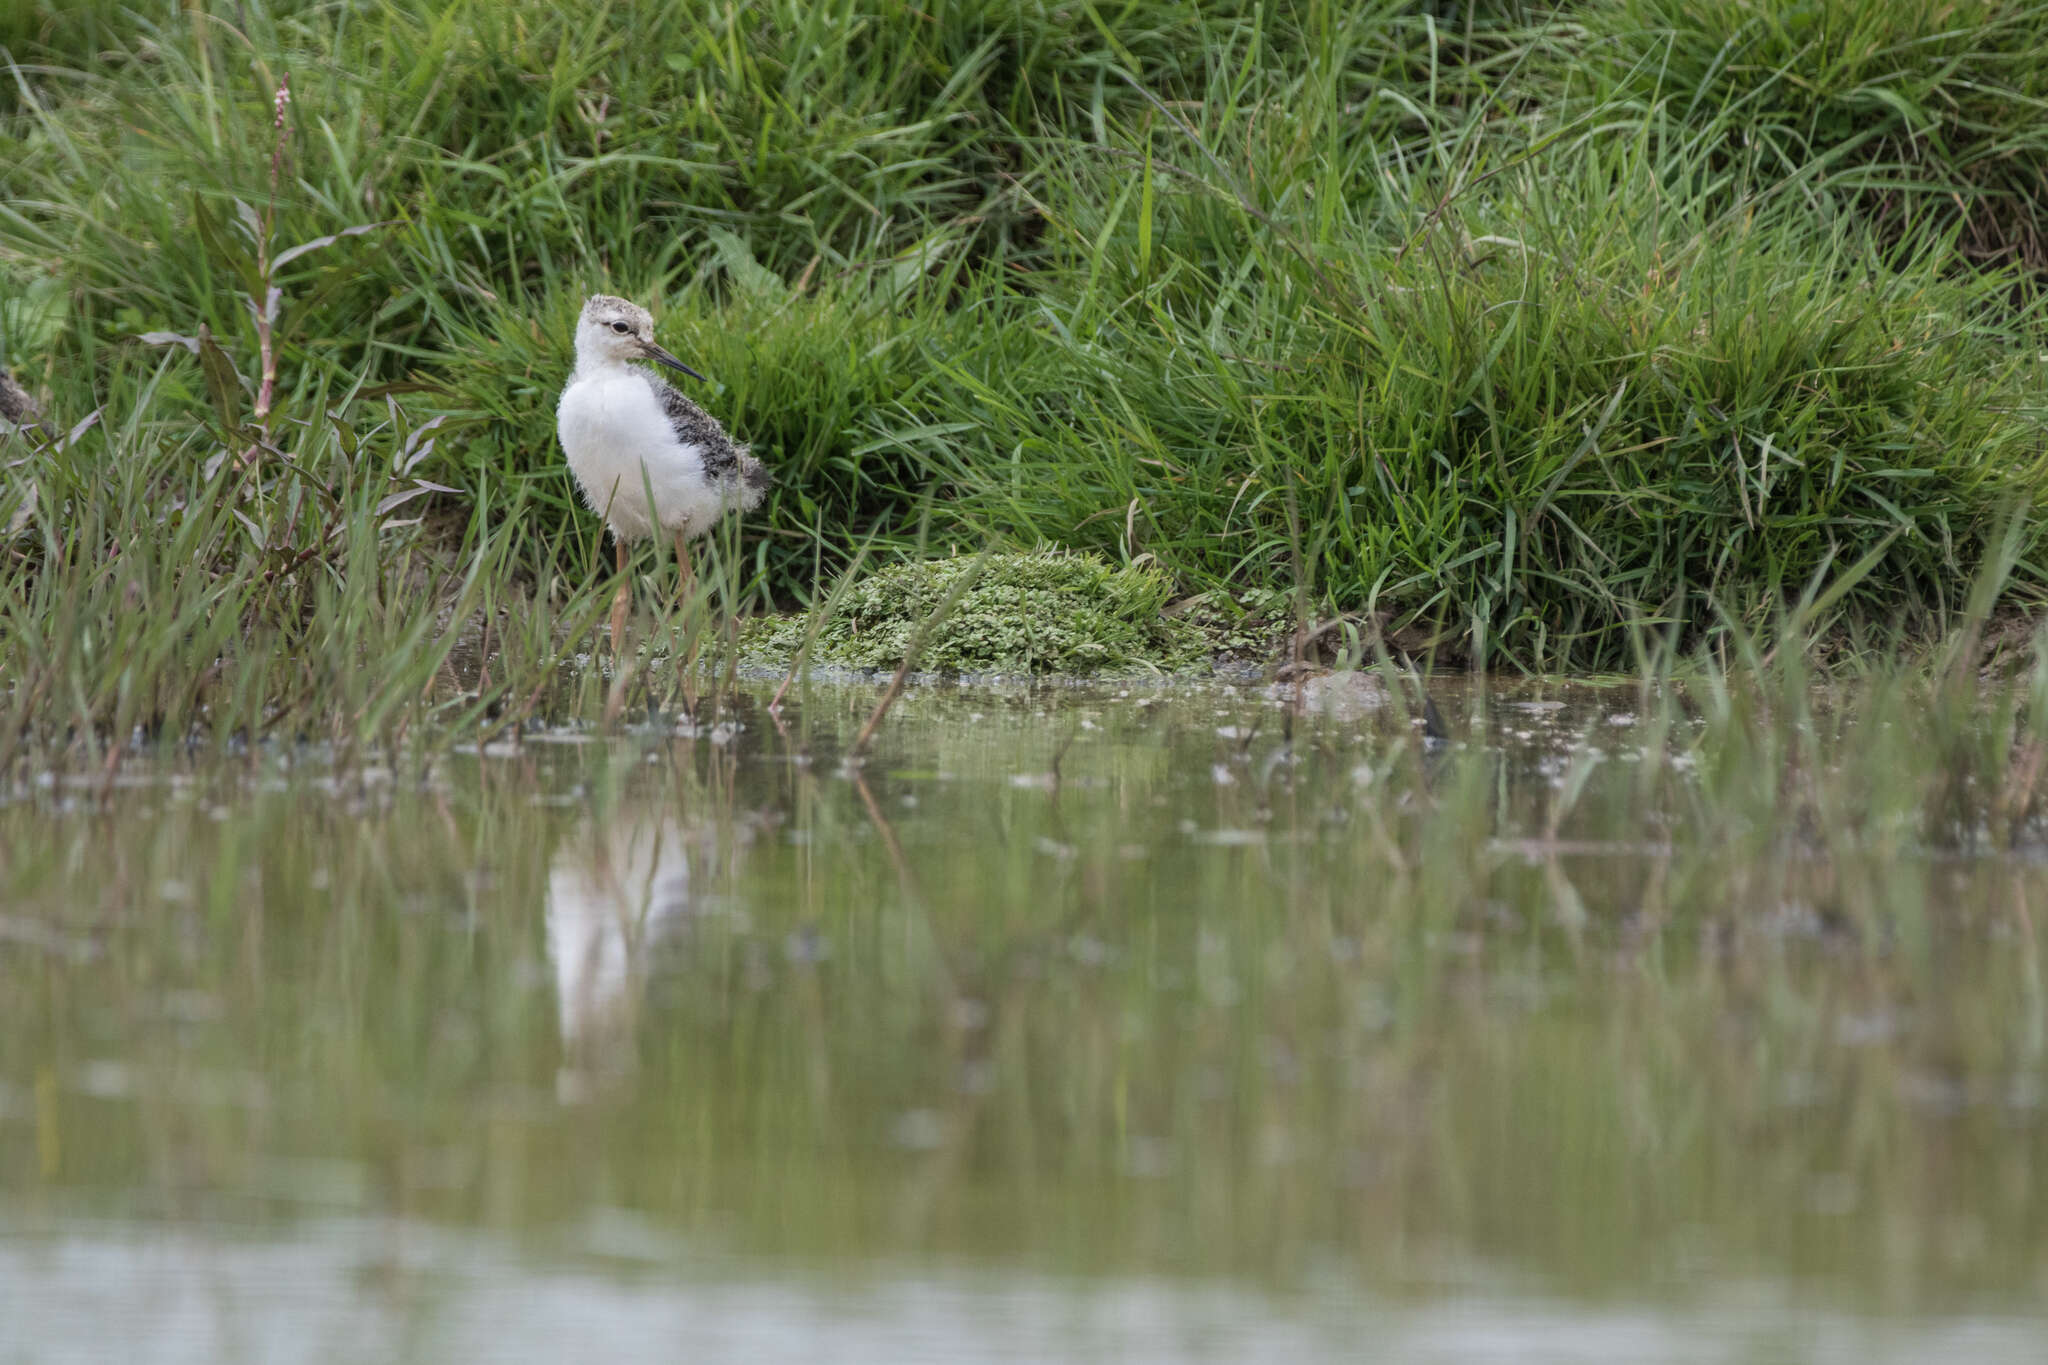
2 677 2044 1363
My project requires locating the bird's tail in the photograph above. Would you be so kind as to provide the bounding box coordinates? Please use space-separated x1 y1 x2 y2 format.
734 448 771 511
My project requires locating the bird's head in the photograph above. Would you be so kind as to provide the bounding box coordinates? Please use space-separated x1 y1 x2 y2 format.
573 294 706 381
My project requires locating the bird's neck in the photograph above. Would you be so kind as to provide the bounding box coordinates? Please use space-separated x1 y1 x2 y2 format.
571 353 636 384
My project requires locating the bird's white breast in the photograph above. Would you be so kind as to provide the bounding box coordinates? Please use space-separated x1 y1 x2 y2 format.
556 368 719 541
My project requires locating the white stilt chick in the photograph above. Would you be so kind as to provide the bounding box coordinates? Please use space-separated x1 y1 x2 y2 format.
556 294 770 651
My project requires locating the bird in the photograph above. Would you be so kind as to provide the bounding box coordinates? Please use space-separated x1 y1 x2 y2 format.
556 294 770 652
0 369 43 441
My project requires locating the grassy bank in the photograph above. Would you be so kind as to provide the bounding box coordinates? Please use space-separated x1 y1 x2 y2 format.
5 0 2048 741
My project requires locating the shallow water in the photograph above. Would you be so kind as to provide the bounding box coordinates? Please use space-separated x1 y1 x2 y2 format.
2 677 2044 1362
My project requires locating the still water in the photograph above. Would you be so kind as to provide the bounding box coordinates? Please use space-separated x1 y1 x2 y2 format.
2 677 2044 1362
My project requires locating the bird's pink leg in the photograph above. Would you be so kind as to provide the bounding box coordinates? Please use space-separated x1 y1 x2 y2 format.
673 530 701 714
609 537 631 654
673 530 695 607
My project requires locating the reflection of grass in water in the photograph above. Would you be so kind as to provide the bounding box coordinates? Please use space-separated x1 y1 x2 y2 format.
3 648 2047 1303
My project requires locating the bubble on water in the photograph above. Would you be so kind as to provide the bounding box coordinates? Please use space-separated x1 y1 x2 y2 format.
1354 988 1394 1033
574 1207 686 1265
1069 934 1111 966
1124 1136 1174 1179
75 1061 133 1099
1808 1173 1860 1217
555 1068 597 1106
160 991 223 1024
891 1109 946 1151
1777 1073 1823 1108
1836 1011 1899 1047
1901 1071 1966 1117
452 740 522 759
784 928 830 965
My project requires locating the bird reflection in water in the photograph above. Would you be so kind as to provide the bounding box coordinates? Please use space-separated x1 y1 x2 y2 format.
545 809 735 1101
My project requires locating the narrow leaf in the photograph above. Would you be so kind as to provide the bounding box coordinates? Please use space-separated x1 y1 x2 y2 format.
1137 134 1154 278
328 412 359 458
401 412 448 455
373 481 457 517
4 480 35 536
230 507 266 550
57 409 101 451
270 222 390 272
192 195 261 294
196 324 244 434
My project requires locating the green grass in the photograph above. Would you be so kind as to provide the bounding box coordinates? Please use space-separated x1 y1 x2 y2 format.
1576 0 2048 270
5 0 2048 741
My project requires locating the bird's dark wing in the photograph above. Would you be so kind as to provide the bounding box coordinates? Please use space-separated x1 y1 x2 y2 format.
649 373 742 480
0 371 41 432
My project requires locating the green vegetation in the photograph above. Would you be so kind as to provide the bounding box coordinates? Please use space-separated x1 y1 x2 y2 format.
5 0 2048 739
743 550 1206 674
1580 0 2048 269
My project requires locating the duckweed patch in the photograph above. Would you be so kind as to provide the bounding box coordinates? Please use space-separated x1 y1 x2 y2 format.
743 551 1212 675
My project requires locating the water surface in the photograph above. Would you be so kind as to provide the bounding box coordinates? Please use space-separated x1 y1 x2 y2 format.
3 677 2044 1362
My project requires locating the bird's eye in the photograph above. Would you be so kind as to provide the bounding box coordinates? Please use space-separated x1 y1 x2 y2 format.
610 321 630 334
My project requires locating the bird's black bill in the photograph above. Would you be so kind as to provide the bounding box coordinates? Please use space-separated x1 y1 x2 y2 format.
641 342 707 383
